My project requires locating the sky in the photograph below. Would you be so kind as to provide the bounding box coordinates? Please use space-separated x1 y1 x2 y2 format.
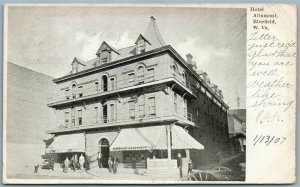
6 6 246 109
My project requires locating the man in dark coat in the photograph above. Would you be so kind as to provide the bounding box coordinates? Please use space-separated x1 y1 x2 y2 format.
85 154 90 170
177 153 183 178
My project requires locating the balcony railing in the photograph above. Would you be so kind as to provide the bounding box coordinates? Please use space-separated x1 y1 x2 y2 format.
47 109 194 132
47 72 195 105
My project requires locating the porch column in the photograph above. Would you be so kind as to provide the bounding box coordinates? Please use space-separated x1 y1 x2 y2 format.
167 124 172 167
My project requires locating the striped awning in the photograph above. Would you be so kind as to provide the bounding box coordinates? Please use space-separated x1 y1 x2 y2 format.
110 125 167 151
46 133 85 153
110 125 204 151
171 125 204 150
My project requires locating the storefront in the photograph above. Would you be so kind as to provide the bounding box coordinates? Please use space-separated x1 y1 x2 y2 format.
45 133 86 163
110 124 204 169
45 124 204 169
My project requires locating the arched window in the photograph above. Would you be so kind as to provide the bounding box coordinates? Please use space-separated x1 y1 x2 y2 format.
171 64 177 75
71 84 77 99
137 66 145 84
101 75 108 92
138 94 145 117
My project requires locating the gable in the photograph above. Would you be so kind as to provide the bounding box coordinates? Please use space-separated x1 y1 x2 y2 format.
135 34 151 45
96 41 120 55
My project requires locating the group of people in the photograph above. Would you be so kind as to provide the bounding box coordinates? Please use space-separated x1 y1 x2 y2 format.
63 153 90 173
97 153 118 174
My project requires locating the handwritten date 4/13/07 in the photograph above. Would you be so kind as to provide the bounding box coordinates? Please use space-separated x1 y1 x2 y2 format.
253 135 286 146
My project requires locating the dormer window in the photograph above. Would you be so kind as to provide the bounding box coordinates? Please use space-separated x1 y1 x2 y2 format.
71 57 85 74
72 61 78 73
135 34 150 55
96 42 120 65
100 50 110 64
137 39 146 54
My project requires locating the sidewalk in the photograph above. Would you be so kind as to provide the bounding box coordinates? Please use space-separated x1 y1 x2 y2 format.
6 165 182 182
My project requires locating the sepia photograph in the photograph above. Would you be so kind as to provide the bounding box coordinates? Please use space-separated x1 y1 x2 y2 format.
4 4 248 183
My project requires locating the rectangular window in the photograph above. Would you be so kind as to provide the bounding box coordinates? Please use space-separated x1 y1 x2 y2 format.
65 89 70 100
110 78 115 90
128 73 135 86
95 107 98 123
110 104 115 121
78 110 82 125
183 99 187 117
174 93 177 113
95 82 99 93
148 97 156 115
64 112 69 127
101 51 109 64
147 68 155 82
139 99 145 117
129 101 135 118
71 107 75 126
78 86 83 97
138 40 146 54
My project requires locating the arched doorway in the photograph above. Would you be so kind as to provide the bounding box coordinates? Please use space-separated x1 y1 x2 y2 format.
99 138 110 168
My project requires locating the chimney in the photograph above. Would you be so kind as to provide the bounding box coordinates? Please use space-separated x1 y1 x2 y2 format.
218 89 224 99
186 53 193 64
202 72 208 81
206 77 211 84
214 84 218 91
196 69 203 76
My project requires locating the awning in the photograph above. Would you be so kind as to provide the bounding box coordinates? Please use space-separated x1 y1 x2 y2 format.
171 125 204 150
46 133 85 153
110 125 167 151
110 125 204 151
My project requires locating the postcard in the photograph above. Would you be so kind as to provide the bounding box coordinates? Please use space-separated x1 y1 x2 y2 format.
3 4 296 184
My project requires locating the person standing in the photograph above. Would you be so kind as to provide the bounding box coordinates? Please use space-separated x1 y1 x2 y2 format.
177 153 183 178
70 155 75 171
79 154 85 170
188 159 193 176
113 157 118 174
98 153 103 168
108 157 113 173
73 155 78 171
85 154 90 170
64 157 70 173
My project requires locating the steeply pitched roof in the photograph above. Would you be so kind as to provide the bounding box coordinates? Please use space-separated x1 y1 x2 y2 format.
135 34 151 45
72 57 86 66
144 16 166 50
96 41 120 55
82 45 136 71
